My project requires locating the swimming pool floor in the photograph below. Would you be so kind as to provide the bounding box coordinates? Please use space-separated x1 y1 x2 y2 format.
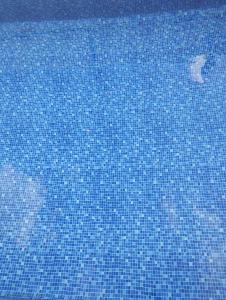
0 3 226 300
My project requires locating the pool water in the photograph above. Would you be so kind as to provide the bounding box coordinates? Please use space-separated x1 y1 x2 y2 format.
0 1 226 299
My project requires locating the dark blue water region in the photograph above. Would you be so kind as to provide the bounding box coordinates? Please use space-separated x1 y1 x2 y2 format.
0 0 226 22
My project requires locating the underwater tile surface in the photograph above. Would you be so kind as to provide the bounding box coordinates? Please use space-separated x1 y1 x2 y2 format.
0 3 226 300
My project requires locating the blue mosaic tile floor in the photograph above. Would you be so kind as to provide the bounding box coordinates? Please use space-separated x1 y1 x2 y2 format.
0 1 226 299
